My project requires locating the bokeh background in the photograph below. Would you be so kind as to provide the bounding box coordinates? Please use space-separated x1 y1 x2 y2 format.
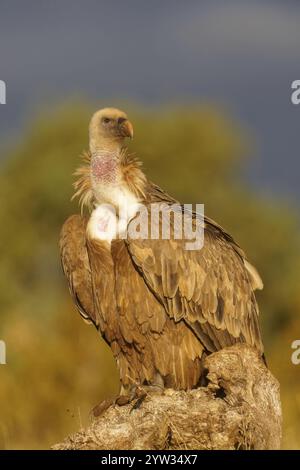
0 0 299 449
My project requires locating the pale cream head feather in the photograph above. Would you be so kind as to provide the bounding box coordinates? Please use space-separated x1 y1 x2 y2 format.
89 107 133 154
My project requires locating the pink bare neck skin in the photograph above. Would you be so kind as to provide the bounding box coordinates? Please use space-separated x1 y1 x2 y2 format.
91 150 119 185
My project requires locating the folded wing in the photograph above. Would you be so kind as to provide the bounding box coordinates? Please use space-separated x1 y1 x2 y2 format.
126 207 264 354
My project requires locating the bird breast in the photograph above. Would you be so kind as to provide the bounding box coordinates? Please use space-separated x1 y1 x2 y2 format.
90 153 141 242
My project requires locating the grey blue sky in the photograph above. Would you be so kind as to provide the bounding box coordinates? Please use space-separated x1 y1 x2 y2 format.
0 0 299 202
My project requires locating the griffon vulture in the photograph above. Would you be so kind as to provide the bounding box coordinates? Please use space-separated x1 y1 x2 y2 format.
60 107 264 401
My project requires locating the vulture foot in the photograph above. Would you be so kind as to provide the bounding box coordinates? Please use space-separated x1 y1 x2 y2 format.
92 383 164 417
130 384 164 412
91 398 115 418
92 391 138 418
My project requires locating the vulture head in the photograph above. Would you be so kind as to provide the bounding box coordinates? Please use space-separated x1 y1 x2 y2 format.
89 107 133 154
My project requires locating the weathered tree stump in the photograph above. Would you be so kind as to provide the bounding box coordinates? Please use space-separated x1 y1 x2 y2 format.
53 344 282 450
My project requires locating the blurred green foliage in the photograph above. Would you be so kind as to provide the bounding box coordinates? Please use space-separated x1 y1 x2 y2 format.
0 102 299 448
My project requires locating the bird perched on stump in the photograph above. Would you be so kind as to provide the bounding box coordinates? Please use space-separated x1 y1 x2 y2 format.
60 107 264 405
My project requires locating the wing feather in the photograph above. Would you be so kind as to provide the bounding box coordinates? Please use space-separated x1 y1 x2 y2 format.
126 205 264 354
59 214 97 325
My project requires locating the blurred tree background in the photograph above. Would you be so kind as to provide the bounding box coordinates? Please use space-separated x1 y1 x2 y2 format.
0 102 299 449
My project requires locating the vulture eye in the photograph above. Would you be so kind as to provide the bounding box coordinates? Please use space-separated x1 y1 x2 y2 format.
102 117 111 124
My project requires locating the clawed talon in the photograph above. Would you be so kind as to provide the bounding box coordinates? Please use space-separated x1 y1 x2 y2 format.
135 386 148 399
91 393 131 418
91 384 164 418
130 395 147 412
91 398 114 417
115 394 131 406
130 385 164 412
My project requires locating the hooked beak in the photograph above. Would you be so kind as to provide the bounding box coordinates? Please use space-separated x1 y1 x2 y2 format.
119 119 134 139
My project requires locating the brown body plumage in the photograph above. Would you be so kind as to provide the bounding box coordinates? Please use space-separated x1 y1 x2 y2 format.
60 108 264 394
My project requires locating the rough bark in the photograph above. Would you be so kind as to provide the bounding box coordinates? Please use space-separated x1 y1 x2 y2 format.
53 344 282 450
